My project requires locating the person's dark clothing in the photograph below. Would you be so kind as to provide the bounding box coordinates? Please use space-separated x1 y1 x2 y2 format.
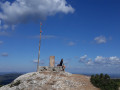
60 60 63 66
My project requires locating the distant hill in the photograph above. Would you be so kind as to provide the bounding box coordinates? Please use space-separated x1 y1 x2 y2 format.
0 73 22 86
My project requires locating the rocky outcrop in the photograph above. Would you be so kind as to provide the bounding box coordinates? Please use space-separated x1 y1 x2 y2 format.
0 72 99 90
38 66 63 72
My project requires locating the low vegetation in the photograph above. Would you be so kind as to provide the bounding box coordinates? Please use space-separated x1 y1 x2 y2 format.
9 80 21 87
112 79 120 87
90 73 120 90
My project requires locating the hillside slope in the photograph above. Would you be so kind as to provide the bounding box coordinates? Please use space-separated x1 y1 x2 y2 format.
0 73 22 86
0 72 99 90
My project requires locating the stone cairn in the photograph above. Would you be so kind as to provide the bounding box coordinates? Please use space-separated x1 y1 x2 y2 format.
38 56 63 72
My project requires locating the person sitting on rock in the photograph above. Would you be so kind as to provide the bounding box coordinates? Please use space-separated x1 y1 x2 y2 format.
57 58 65 71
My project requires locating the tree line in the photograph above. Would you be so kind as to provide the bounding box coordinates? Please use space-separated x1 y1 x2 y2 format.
90 73 120 90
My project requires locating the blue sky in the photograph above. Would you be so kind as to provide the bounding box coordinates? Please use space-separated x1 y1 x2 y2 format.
0 0 120 74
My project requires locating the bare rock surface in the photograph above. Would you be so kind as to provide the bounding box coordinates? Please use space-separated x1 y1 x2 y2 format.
0 72 99 90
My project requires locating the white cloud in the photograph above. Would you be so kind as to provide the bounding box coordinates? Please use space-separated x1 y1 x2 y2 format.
0 41 3 44
79 55 120 67
86 59 94 65
95 56 107 64
109 56 120 64
68 41 76 46
0 0 74 26
0 20 1 25
80 55 87 61
1 53 8 56
2 24 9 29
0 20 1 29
33 60 38 63
109 56 119 61
0 31 10 36
94 36 107 44
79 55 94 65
33 60 44 65
0 24 9 30
94 56 120 65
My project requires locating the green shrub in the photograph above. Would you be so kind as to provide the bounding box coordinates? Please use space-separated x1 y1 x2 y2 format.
112 79 120 87
10 80 21 87
90 73 119 90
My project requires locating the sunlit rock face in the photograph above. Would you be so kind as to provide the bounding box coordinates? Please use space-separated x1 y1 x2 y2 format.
0 72 99 90
38 66 63 72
